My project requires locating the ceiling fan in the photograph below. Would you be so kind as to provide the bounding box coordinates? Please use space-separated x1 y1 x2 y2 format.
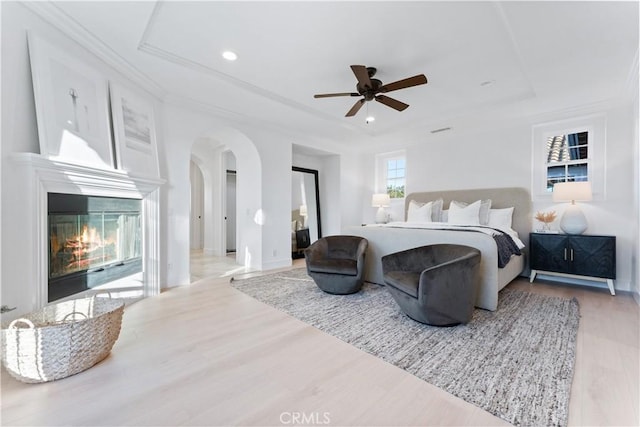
314 65 428 117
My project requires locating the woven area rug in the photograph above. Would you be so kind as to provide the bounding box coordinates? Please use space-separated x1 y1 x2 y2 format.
231 268 579 427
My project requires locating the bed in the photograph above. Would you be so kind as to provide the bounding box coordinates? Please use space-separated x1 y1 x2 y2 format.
344 187 531 311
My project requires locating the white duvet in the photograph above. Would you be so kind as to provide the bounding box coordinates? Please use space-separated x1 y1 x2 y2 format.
373 221 526 249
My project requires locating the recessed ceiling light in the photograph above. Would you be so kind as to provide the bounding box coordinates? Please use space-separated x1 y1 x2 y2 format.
366 116 375 124
222 51 238 61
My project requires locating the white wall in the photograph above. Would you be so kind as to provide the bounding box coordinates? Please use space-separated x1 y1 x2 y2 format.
0 3 39 317
633 60 640 302
241 128 290 270
292 152 343 237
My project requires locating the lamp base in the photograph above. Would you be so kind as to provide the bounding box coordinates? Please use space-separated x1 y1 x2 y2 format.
560 204 587 234
375 207 388 224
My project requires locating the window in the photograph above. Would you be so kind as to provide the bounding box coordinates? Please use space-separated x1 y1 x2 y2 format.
376 151 406 199
532 114 605 200
545 131 589 191
386 158 406 198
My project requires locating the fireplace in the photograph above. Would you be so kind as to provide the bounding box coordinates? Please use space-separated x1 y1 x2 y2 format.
12 153 162 310
48 193 142 302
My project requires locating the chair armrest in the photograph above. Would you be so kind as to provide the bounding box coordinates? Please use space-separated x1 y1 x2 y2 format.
355 238 369 273
304 238 328 266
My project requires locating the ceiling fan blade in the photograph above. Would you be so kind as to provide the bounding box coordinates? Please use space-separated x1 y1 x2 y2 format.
380 74 428 93
375 95 409 112
314 92 360 98
345 99 365 117
350 65 372 89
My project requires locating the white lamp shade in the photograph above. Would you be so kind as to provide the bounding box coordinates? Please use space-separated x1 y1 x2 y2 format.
552 182 592 203
372 193 391 207
299 205 308 216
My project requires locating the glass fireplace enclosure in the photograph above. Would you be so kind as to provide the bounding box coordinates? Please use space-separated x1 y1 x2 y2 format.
48 193 142 302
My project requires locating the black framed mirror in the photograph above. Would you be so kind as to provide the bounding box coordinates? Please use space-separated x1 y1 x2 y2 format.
291 167 321 258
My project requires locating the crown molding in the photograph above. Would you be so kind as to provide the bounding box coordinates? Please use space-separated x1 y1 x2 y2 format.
22 1 166 100
525 99 621 125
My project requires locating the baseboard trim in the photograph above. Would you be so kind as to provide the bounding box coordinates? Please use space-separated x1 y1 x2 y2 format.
261 258 292 271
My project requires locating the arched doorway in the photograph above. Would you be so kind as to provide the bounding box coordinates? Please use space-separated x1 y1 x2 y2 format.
189 128 262 273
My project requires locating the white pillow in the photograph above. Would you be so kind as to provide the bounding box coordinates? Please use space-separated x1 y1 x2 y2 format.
440 209 448 222
449 199 491 225
407 200 433 223
291 220 298 232
488 207 514 231
448 200 482 225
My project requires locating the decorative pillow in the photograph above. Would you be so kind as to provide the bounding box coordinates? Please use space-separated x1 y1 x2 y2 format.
450 199 492 225
448 200 482 225
291 220 298 232
407 200 433 223
488 207 514 231
430 198 444 222
440 209 448 222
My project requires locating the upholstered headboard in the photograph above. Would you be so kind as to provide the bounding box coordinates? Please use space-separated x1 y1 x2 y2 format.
404 187 532 249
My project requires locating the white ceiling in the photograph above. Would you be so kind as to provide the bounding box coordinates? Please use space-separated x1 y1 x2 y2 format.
47 1 638 149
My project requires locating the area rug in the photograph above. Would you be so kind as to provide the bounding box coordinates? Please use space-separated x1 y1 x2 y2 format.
230 269 579 427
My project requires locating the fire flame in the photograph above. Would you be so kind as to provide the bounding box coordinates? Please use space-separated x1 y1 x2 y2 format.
80 225 102 247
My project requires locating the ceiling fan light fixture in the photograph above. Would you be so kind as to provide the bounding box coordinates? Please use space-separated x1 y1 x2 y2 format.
222 50 238 61
314 65 428 117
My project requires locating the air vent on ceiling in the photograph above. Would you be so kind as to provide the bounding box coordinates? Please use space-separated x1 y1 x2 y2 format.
430 127 452 134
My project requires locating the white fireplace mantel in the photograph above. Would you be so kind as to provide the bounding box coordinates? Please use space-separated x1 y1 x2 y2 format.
12 153 165 307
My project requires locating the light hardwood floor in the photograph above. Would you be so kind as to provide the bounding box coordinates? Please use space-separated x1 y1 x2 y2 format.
1 252 638 426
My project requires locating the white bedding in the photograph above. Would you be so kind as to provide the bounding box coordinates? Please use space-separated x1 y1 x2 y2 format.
375 221 526 249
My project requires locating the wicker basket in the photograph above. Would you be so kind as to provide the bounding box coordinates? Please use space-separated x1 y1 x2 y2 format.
1 295 125 383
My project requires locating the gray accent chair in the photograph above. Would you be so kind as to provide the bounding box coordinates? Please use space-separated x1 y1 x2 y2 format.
381 244 481 326
305 235 369 295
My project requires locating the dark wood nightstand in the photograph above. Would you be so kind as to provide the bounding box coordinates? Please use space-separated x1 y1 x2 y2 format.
529 232 616 295
292 229 311 259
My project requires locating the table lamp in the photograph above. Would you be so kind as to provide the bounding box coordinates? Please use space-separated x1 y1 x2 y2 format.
552 181 592 234
372 193 391 224
299 205 308 228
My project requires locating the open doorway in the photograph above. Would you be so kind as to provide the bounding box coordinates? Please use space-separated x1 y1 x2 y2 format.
189 129 263 277
190 160 205 250
226 170 236 253
224 151 237 255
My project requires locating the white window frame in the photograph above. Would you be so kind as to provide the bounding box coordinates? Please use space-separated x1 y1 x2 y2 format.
532 114 606 201
375 150 406 199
